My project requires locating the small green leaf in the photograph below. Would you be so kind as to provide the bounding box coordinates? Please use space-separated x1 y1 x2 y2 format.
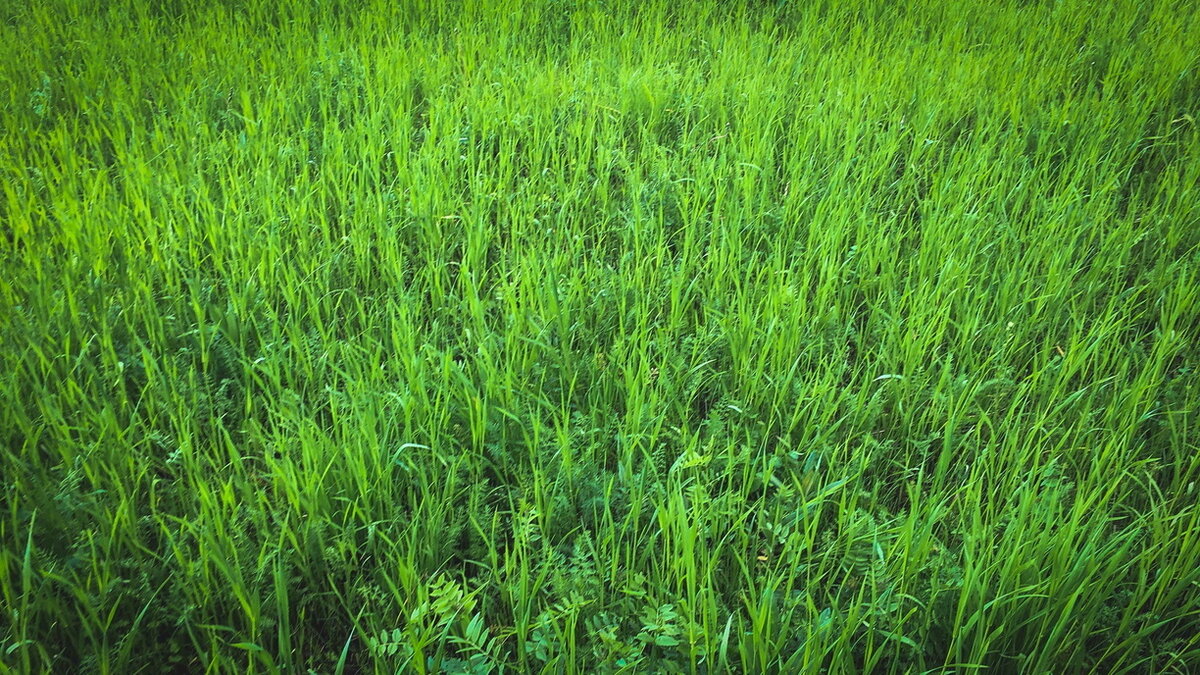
5 640 34 655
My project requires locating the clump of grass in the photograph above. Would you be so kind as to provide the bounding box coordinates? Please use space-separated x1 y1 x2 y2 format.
1 0 1198 672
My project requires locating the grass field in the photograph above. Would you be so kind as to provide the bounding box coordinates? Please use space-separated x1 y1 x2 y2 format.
2 0 1198 672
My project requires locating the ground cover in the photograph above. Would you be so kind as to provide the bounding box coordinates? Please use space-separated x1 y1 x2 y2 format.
1 0 1198 672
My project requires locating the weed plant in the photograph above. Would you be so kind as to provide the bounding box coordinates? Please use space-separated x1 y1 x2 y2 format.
1 0 1198 672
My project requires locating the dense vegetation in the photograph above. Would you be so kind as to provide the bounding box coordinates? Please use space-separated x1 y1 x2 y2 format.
2 0 1198 672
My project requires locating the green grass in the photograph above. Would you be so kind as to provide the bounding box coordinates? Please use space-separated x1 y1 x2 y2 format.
1 0 1198 672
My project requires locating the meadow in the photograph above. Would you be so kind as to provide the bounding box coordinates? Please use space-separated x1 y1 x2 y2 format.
1 0 1198 672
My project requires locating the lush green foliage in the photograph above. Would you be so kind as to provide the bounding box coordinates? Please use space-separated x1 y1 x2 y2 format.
2 0 1198 672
